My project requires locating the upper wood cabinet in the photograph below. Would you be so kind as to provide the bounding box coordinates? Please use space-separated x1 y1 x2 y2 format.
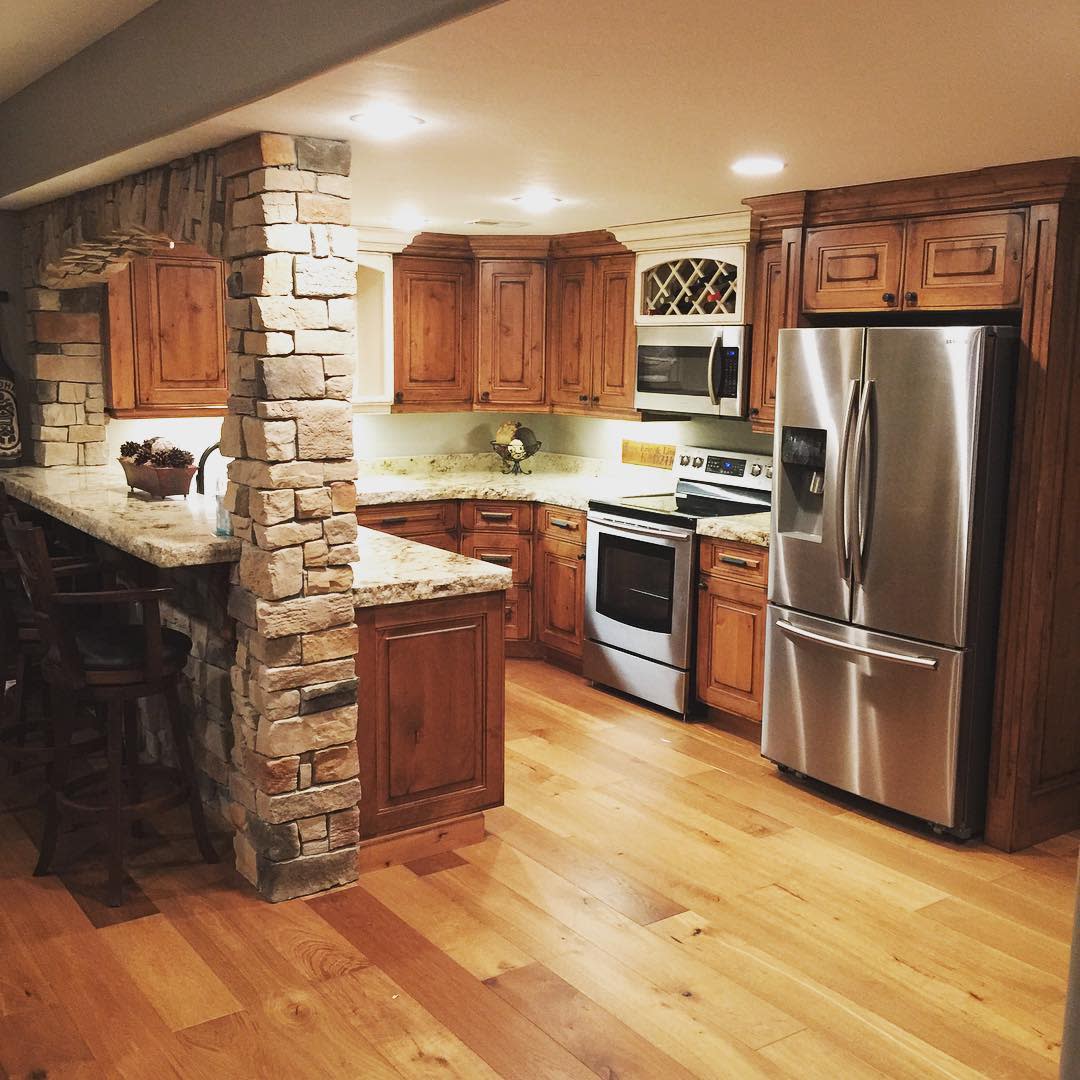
476 259 546 410
105 246 227 417
393 256 474 409
803 210 1025 313
748 244 783 431
548 254 636 416
900 211 1025 309
802 222 905 311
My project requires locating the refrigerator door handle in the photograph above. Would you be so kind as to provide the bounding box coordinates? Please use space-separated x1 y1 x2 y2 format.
835 379 860 579
850 379 875 585
776 619 939 669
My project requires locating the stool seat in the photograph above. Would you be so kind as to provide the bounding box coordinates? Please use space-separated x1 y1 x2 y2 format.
75 626 192 673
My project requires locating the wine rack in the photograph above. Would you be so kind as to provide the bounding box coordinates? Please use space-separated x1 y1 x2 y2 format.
641 257 739 317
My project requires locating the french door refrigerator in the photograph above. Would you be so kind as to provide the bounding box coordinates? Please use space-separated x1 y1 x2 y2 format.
762 326 1016 837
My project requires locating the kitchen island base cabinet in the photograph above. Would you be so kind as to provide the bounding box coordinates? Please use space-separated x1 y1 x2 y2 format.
355 592 505 841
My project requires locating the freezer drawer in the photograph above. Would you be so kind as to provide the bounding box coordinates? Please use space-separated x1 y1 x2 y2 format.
762 606 972 830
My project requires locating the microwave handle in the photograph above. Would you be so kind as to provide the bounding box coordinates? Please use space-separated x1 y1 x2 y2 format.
706 335 721 405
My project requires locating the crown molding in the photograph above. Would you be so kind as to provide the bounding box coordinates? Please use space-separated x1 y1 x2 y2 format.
353 226 418 254
468 235 552 259
610 210 751 253
549 229 630 258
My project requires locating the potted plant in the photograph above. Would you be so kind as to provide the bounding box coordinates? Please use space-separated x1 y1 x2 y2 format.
118 438 197 498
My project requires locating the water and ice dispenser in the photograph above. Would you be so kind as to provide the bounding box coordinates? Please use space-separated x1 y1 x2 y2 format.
777 427 828 540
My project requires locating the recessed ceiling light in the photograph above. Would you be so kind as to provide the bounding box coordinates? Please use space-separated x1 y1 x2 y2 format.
731 156 786 177
510 189 563 214
349 103 426 140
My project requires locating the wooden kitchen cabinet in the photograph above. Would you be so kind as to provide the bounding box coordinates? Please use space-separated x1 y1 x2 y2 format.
105 246 228 417
393 256 474 409
748 243 783 431
695 537 769 722
802 222 905 312
803 210 1026 314
548 254 636 416
459 500 533 533
356 500 459 552
535 536 587 658
475 259 546 409
355 592 505 839
459 533 533 585
900 210 1025 309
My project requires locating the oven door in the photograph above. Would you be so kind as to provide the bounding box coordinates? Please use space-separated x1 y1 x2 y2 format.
633 324 747 417
585 511 695 668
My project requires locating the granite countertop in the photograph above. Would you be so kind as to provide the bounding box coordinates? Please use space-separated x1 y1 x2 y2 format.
354 455 772 548
352 526 512 607
1 465 241 568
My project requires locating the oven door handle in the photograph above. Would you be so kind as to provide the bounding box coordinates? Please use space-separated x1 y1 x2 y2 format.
591 517 692 543
706 334 721 406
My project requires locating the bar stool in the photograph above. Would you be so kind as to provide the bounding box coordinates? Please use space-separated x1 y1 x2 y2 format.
3 514 218 906
0 487 102 773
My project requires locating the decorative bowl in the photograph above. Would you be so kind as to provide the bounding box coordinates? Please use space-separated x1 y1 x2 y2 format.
119 459 197 499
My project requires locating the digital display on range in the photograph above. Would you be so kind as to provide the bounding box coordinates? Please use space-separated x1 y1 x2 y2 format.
706 456 745 476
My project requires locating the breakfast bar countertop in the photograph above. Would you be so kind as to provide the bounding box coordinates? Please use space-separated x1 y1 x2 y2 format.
1 465 241 568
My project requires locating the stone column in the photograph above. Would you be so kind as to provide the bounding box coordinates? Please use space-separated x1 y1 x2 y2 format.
217 133 361 901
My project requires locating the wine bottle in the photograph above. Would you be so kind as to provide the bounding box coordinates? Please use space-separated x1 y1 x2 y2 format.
0 343 22 468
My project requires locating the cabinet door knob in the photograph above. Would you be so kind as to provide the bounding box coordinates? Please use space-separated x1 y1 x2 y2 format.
578 394 589 402
904 290 918 304
749 407 759 416
393 391 404 404
577 552 586 561
591 395 600 404
881 292 896 304
698 578 708 590
480 391 490 402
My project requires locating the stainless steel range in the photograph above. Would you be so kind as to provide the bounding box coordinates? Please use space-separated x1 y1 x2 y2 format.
584 445 772 717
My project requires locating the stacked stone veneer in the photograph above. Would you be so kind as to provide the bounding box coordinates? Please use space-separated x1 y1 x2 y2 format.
215 133 362 901
18 132 363 901
20 150 224 464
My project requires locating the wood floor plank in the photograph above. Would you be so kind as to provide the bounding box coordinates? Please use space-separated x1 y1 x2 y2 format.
486 960 703 1080
485 803 687 925
308 884 599 1080
98 913 245 1032
759 1028 894 1079
359 863 537 980
0 1002 100 1079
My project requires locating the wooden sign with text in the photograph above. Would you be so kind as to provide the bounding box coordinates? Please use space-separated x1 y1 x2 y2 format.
621 440 677 470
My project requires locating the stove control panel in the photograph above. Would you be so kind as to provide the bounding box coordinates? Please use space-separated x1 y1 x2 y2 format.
674 445 773 491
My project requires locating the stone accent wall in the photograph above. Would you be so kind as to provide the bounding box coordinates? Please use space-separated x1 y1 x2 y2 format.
215 133 362 901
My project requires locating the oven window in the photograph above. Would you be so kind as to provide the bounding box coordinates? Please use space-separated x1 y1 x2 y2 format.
636 344 710 396
596 532 676 633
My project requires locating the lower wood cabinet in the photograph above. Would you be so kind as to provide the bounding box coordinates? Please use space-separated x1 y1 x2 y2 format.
695 538 769 722
535 536 586 657
355 592 505 839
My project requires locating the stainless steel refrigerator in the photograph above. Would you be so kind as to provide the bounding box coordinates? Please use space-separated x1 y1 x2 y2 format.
762 326 1016 837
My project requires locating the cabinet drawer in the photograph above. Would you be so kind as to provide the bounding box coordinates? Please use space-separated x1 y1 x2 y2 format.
502 586 532 641
461 500 533 533
356 501 458 537
409 531 459 553
537 504 586 543
803 222 904 311
699 537 768 587
460 532 533 584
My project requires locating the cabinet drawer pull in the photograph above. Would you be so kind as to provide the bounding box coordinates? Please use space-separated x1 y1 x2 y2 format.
482 553 514 563
550 518 578 530
380 516 409 526
479 511 514 521
720 555 758 568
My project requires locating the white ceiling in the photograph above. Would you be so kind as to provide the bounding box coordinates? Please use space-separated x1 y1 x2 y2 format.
4 0 1078 226
0 0 158 104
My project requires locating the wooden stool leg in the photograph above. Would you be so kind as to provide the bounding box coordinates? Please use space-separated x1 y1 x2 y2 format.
33 691 71 878
163 685 218 865
8 651 29 776
123 701 145 839
105 700 126 907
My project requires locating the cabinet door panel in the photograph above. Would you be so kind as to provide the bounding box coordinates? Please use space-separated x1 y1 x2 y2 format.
547 258 594 408
591 254 637 412
536 537 586 656
357 594 504 838
748 244 782 430
503 586 532 641
131 251 227 407
394 257 473 407
901 211 1025 309
803 222 904 311
476 260 546 407
695 577 766 721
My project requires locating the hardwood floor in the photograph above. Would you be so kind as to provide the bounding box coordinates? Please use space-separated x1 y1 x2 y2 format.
1 659 1075 1078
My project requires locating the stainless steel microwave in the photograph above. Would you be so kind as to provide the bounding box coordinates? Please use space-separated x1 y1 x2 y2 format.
633 324 749 418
